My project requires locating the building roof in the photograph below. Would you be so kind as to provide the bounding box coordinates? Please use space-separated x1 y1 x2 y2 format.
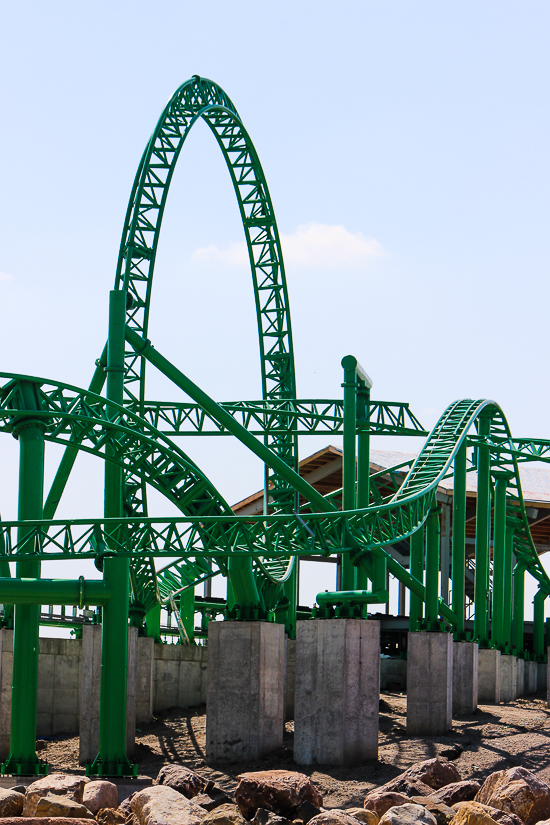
232 445 550 553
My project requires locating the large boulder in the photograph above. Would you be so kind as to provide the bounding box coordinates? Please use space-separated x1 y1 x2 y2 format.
194 789 233 813
450 802 499 825
234 772 323 821
308 813 364 825
83 782 119 815
34 794 95 819
406 761 462 792
410 798 455 825
365 794 411 818
131 785 209 825
201 804 247 825
345 809 379 825
475 767 550 825
156 766 208 800
0 788 25 817
96 811 127 825
117 796 137 825
452 801 523 825
435 786 481 808
24 775 88 817
0 819 97 825
379 804 438 825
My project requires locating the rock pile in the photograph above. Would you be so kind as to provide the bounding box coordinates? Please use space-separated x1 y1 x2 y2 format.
1 759 550 825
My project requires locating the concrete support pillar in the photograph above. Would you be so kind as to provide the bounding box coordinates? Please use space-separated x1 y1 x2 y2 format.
537 661 547 694
294 619 380 765
206 621 285 762
407 632 452 735
284 638 296 722
79 624 137 765
136 636 154 725
453 641 478 714
500 655 517 703
516 658 524 698
0 630 13 760
524 660 537 695
478 648 501 704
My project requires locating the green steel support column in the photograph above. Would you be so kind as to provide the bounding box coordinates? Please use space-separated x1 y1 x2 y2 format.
425 507 441 629
512 563 526 654
474 414 492 647
283 571 298 639
3 389 46 775
145 605 161 642
179 589 195 644
452 442 467 638
503 520 516 652
491 470 510 650
90 290 134 777
356 376 372 591
409 525 425 631
341 356 358 591
533 590 547 661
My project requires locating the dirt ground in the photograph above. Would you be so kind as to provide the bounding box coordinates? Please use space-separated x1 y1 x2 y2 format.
44 691 550 809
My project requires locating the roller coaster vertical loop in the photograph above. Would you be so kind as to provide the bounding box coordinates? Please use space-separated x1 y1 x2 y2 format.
114 76 298 517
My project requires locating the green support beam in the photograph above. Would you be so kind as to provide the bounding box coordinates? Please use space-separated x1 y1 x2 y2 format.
3 382 46 776
474 414 492 647
491 469 510 650
89 291 135 778
452 442 467 638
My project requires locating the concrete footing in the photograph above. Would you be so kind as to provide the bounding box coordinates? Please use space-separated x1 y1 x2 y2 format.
478 648 501 704
500 655 517 703
516 658 524 698
294 619 380 765
206 621 285 762
453 641 478 715
524 660 537 695
407 632 452 735
538 661 547 694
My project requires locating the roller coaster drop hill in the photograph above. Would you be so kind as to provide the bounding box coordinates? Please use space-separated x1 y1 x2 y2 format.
1 75 550 777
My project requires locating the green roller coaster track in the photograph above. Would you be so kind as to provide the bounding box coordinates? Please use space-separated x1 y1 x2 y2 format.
2 75 550 777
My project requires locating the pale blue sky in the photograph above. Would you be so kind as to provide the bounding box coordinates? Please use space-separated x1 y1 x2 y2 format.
1 2 549 617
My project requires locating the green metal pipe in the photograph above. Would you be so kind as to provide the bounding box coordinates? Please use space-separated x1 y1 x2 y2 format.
7 393 44 775
0 578 111 605
533 590 547 661
503 522 515 651
91 290 133 777
491 470 510 649
452 442 467 636
316 588 388 606
512 562 526 653
425 507 441 628
409 525 424 631
125 327 335 515
341 356 358 590
179 589 195 644
474 414 492 646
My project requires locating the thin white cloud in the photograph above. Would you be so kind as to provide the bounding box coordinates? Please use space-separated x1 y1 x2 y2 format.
0 272 14 282
191 223 385 269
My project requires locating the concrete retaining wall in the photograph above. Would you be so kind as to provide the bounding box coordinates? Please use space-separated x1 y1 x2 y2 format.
153 643 208 712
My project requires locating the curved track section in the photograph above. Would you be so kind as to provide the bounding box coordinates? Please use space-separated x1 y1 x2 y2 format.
115 75 298 515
